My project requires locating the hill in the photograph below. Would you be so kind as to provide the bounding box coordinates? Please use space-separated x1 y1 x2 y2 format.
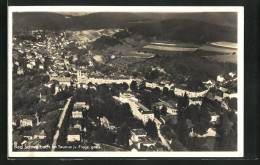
128 19 237 43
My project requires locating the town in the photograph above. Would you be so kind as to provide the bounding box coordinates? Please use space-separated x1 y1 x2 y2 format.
12 13 238 152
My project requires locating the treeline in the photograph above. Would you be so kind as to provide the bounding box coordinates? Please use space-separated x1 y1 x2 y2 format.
128 19 237 44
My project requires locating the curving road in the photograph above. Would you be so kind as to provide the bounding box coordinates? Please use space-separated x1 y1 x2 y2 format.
51 97 72 151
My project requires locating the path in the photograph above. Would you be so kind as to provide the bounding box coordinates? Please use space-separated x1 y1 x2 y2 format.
51 97 72 151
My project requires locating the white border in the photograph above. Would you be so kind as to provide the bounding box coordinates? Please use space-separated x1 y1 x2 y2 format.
8 6 244 158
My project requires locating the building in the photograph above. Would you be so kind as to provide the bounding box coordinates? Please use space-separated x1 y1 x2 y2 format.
139 110 154 124
23 131 33 140
67 128 81 142
129 128 156 150
130 129 147 142
153 100 178 115
74 102 88 109
72 107 83 119
17 67 24 75
209 112 220 124
33 129 46 139
20 116 33 127
70 120 82 131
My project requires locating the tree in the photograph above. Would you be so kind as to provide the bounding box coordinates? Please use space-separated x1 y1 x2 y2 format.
144 119 158 139
139 81 146 91
122 82 129 91
173 114 190 146
161 106 167 116
162 87 169 96
152 87 161 98
168 90 175 99
117 123 130 148
183 92 189 108
170 139 188 151
177 92 189 109
130 80 138 92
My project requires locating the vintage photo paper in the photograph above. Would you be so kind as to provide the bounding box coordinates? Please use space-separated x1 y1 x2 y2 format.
8 6 244 157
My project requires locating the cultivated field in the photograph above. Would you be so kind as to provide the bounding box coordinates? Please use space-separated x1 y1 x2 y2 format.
199 45 237 54
210 42 237 49
143 45 198 52
67 28 121 43
203 55 237 64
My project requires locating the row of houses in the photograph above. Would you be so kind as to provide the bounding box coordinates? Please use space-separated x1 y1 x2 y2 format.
67 102 89 143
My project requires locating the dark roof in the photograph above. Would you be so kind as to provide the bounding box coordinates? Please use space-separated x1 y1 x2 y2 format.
68 128 80 135
72 107 83 112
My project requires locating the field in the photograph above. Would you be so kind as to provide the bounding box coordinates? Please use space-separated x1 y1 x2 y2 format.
203 55 237 64
199 45 237 54
106 57 145 69
210 42 237 49
143 45 198 52
67 28 121 43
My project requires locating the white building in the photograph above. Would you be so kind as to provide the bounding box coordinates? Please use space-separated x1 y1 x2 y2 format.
20 117 33 127
67 128 81 142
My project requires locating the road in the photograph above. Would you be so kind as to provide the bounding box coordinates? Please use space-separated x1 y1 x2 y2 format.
158 128 172 151
129 98 173 151
51 97 72 151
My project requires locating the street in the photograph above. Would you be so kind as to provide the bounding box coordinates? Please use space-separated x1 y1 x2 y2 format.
51 97 72 151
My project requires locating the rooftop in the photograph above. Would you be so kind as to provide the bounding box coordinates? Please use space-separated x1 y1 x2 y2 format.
131 129 147 136
68 128 80 135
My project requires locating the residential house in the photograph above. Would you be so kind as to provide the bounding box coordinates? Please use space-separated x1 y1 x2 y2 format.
17 67 24 75
20 116 33 127
67 128 81 142
209 112 220 124
70 120 82 131
27 63 34 69
130 129 147 142
33 129 46 139
72 107 83 119
23 131 33 140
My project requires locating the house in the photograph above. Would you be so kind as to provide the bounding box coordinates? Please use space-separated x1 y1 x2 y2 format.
70 120 82 131
72 107 83 119
154 100 178 115
136 137 156 149
217 75 225 82
39 64 44 70
130 129 147 142
20 116 33 127
209 112 220 124
33 129 46 139
140 110 154 124
129 128 156 150
74 102 88 109
23 131 33 140
189 98 202 106
67 128 81 142
17 67 24 75
27 63 34 69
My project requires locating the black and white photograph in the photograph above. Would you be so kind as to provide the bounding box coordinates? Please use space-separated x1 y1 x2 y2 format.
8 6 244 157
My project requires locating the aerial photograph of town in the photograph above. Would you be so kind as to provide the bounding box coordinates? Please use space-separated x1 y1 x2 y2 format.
11 11 238 153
